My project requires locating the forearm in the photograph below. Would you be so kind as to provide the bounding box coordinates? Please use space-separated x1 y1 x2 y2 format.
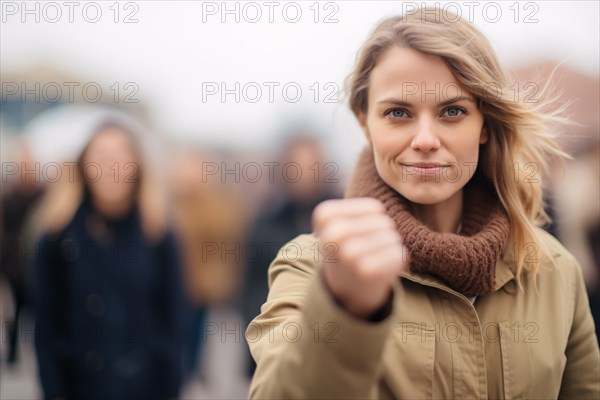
247 269 402 399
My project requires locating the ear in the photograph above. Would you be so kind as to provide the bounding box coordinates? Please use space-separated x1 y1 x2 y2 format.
357 111 372 144
479 122 489 145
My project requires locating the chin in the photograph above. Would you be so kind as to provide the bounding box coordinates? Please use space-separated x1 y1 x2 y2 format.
396 185 459 206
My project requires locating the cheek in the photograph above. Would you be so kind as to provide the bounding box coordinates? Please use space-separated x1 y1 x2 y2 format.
450 144 482 183
453 137 482 163
451 121 484 158
372 139 404 173
371 143 405 188
455 143 479 159
369 121 409 156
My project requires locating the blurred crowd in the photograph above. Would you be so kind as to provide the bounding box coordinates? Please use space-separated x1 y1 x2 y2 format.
0 116 342 399
1 109 599 399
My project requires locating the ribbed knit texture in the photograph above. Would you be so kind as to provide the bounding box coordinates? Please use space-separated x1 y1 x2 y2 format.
344 147 511 297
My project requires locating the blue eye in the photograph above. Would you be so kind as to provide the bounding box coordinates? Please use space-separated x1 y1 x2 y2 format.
443 107 466 118
386 109 409 118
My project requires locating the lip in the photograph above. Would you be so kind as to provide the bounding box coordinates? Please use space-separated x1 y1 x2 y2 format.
403 162 450 168
401 162 450 175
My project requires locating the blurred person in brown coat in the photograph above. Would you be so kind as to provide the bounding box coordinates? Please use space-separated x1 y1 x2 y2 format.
169 149 248 378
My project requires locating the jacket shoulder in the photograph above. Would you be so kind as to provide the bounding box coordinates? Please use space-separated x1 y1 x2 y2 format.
266 233 320 288
533 227 584 289
534 227 579 268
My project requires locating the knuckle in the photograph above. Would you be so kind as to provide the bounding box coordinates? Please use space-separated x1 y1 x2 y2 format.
375 214 395 227
312 202 329 224
342 238 363 260
338 239 354 258
325 220 346 240
366 197 385 208
357 255 377 277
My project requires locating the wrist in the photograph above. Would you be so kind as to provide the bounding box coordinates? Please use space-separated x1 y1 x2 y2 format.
320 270 394 321
342 288 394 321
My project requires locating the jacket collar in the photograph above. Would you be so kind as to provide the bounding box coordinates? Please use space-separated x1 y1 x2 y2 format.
399 251 516 297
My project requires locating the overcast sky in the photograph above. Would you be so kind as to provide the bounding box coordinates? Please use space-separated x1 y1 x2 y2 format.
1 0 599 165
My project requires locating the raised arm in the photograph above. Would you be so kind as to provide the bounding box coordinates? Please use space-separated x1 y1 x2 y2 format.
246 198 409 399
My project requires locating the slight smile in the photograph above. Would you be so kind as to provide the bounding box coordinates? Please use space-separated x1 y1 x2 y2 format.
400 162 450 175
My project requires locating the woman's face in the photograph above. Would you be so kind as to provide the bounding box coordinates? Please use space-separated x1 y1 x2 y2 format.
83 127 139 206
359 46 488 205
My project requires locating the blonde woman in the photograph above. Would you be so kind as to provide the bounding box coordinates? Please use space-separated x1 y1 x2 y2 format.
246 8 599 399
32 120 184 400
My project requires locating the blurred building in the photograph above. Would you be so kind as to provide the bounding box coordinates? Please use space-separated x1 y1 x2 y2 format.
1 64 150 136
509 60 599 154
511 61 600 343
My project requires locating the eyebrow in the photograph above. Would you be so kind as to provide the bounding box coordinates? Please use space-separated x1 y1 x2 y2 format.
377 96 474 107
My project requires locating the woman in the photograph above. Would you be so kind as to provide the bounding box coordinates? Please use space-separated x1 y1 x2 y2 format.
246 7 600 400
32 119 184 400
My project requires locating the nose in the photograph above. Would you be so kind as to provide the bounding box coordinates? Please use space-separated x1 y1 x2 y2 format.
411 118 441 152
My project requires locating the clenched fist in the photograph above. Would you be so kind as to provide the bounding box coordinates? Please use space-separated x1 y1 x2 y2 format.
312 198 410 320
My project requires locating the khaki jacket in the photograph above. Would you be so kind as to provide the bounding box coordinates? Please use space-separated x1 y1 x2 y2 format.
246 229 600 399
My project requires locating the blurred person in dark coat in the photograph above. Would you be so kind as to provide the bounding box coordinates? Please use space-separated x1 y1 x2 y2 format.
237 134 342 378
553 142 600 344
30 119 184 400
1 140 46 364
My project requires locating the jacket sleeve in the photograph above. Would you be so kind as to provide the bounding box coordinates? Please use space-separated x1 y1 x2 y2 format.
33 233 70 400
558 253 600 399
245 234 403 400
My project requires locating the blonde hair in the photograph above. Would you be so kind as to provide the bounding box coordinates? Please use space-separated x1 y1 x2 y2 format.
345 7 574 291
31 119 167 243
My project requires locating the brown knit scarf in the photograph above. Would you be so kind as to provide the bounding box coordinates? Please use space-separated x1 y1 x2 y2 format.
344 147 511 297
